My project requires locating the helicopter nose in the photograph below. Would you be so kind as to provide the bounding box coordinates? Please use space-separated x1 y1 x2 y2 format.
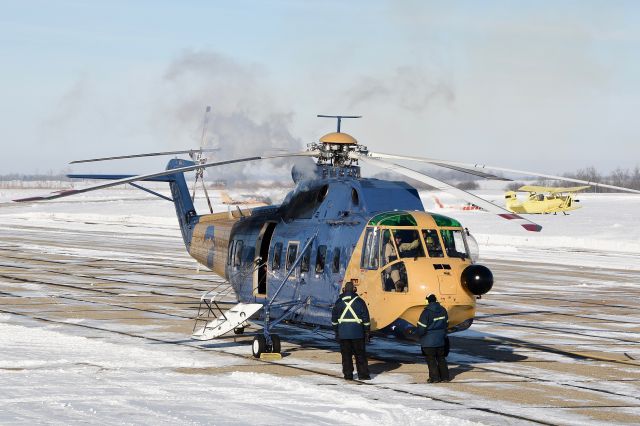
461 264 494 295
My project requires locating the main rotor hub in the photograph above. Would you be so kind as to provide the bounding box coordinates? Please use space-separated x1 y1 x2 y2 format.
309 115 368 169
307 131 368 169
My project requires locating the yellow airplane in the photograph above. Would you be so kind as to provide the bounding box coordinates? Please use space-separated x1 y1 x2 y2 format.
505 185 590 215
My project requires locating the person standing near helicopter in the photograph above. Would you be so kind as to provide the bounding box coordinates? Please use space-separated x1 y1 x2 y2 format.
417 294 450 383
331 280 371 380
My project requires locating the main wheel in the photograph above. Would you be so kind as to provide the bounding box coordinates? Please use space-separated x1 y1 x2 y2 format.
252 335 266 358
233 327 245 335
270 334 281 354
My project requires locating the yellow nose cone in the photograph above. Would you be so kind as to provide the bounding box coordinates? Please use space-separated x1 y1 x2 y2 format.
319 132 357 145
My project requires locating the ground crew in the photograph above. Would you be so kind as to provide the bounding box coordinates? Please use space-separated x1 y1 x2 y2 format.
331 281 371 380
417 294 450 383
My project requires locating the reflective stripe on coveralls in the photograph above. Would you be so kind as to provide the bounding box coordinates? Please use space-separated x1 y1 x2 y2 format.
339 296 363 323
417 316 446 327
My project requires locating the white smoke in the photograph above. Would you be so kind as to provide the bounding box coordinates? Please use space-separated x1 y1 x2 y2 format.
150 50 304 184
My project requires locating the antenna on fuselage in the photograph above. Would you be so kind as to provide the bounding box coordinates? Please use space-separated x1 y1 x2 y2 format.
317 115 361 133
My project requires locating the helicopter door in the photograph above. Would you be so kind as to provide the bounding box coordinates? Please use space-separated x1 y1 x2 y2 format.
254 222 276 296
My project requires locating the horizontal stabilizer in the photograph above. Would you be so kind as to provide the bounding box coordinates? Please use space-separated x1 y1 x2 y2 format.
518 185 590 194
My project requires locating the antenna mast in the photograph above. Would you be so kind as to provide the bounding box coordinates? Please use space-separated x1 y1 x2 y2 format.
317 114 361 133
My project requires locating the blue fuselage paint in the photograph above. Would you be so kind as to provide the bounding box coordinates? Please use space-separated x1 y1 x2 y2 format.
212 169 424 328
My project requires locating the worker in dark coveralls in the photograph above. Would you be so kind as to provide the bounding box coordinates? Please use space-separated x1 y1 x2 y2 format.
417 294 450 383
331 281 371 380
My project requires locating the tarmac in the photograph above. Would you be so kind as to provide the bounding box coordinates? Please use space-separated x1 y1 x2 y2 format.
1 214 639 425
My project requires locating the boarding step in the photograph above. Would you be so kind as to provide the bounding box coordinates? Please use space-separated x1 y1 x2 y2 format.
192 302 263 341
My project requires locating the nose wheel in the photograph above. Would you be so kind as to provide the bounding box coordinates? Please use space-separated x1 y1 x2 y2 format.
252 334 281 358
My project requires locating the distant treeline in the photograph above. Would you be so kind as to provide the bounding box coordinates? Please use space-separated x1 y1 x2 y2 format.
506 166 640 192
3 165 639 192
0 173 72 181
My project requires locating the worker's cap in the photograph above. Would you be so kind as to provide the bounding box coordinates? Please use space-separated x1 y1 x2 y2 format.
343 281 356 293
426 294 437 303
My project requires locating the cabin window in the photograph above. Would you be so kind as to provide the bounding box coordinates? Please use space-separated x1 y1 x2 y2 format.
332 247 341 273
351 188 359 206
272 242 283 270
422 229 444 258
233 240 244 268
300 245 311 273
286 243 299 271
440 229 468 259
391 229 425 259
227 240 235 265
317 185 329 203
381 261 408 293
360 228 380 270
315 245 327 273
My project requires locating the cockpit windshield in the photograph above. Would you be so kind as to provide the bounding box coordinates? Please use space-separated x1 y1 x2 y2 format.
440 229 469 259
390 229 424 259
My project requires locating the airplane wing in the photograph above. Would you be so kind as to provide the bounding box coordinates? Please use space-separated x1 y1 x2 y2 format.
519 185 591 194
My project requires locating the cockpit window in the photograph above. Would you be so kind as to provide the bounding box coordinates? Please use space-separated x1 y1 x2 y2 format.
381 229 396 266
440 229 469 259
360 228 380 270
381 261 408 293
390 229 425 259
422 229 444 258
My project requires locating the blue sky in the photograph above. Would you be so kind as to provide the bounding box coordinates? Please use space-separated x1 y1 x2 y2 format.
1 0 639 176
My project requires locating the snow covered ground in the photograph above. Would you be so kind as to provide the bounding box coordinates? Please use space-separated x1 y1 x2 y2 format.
1 185 639 424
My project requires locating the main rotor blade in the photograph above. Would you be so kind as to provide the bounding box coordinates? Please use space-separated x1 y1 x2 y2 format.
69 148 220 164
360 152 509 180
16 151 318 202
364 151 640 194
356 155 542 232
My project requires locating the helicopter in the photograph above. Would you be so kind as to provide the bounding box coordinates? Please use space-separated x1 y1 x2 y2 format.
16 115 640 358
505 185 590 215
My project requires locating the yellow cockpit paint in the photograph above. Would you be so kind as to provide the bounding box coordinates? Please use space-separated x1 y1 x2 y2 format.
344 211 477 331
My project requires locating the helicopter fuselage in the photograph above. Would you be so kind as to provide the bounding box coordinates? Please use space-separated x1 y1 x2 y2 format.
186 164 490 337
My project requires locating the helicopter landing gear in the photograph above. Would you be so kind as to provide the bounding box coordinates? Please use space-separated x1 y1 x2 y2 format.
252 334 281 358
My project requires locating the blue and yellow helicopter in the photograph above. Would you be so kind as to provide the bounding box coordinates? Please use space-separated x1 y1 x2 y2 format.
17 115 640 358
